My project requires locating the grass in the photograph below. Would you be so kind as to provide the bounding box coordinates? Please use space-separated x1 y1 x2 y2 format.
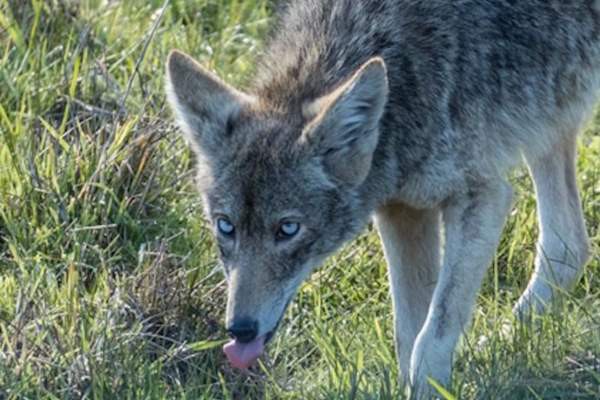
0 0 598 398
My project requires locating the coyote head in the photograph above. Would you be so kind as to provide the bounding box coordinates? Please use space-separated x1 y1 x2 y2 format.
166 50 388 368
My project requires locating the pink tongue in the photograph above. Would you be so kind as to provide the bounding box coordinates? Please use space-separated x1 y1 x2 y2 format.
223 335 266 369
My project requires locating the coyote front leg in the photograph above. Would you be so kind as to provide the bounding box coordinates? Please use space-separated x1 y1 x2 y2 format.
374 205 441 383
409 180 513 397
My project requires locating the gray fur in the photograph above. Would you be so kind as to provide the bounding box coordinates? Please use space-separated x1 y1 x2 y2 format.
167 0 599 397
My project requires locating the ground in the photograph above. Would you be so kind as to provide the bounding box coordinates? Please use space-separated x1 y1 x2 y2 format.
0 1 599 399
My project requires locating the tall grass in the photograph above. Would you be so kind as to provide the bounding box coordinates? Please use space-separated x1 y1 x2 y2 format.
0 1 598 398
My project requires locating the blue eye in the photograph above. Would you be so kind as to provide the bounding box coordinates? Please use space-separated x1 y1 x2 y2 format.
278 222 300 239
217 218 235 236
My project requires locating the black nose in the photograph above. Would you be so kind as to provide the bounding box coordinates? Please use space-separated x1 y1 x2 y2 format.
227 319 259 343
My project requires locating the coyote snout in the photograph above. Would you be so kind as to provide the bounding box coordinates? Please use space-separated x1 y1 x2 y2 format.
222 263 296 368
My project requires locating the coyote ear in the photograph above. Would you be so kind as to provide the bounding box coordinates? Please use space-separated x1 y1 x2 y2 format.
166 50 254 155
302 57 388 186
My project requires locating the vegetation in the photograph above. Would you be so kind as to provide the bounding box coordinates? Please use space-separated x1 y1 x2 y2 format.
0 1 598 398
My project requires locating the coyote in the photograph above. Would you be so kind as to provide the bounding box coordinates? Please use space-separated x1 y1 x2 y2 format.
166 0 599 396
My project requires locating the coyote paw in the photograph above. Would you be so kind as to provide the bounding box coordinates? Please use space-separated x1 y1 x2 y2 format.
409 338 452 399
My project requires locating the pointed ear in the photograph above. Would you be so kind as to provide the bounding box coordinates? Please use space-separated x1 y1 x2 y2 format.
165 50 254 156
301 57 388 186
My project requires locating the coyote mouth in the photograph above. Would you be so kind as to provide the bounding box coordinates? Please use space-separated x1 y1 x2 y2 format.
266 295 292 343
222 328 277 369
223 297 292 369
223 335 266 369
264 301 288 344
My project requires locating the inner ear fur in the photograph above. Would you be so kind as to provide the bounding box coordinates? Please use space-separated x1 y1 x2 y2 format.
165 50 254 155
301 57 389 186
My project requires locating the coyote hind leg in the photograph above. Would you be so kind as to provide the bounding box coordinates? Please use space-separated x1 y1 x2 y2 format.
514 136 591 317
